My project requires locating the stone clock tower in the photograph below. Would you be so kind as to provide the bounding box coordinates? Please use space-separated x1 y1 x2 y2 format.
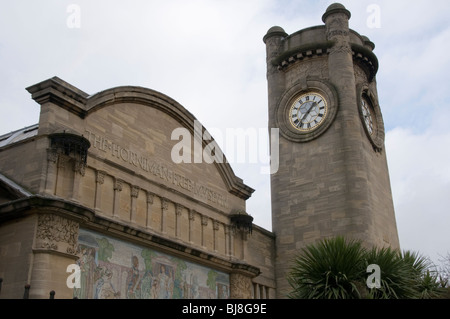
263 3 400 298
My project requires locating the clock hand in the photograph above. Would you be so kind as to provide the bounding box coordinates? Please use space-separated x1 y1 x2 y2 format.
301 102 316 123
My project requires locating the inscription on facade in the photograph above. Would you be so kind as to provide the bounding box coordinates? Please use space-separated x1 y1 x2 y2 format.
84 130 228 208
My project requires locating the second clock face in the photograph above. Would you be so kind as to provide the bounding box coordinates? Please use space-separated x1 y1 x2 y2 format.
289 92 328 132
361 97 375 136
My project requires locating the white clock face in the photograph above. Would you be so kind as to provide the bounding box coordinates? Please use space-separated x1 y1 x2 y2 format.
361 97 374 135
289 92 328 132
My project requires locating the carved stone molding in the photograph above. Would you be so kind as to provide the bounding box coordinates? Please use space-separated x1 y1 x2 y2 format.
96 170 106 184
161 198 169 211
146 192 154 204
201 216 209 226
325 14 351 55
35 213 79 255
229 273 253 299
131 185 140 198
73 160 86 176
189 209 196 221
114 178 123 191
176 204 183 216
328 38 351 55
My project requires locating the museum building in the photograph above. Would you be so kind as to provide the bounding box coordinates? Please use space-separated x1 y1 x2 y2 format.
0 4 399 299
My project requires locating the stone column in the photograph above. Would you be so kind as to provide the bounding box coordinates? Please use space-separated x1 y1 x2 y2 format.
213 220 220 252
260 285 266 299
146 192 154 228
241 231 248 261
228 226 235 257
254 283 260 299
55 154 71 196
188 209 196 243
44 149 58 195
161 198 168 233
70 160 85 202
263 26 288 131
130 186 140 223
175 204 183 238
113 178 123 219
201 216 208 248
323 3 370 242
94 170 106 213
225 225 231 257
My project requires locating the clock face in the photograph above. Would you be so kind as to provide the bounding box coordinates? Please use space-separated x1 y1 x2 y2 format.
361 97 374 135
289 92 328 132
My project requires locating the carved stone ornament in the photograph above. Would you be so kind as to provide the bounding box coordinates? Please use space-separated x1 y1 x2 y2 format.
229 273 253 299
161 198 169 211
147 192 154 204
131 185 140 198
35 214 79 255
176 204 183 216
49 132 91 175
325 13 351 55
96 170 106 184
189 209 196 221
73 160 86 176
114 179 123 191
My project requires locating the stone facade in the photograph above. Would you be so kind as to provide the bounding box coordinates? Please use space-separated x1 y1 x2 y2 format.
0 3 398 299
0 76 272 299
264 3 399 298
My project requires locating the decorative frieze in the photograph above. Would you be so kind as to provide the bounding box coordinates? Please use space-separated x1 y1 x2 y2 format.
230 273 253 299
35 213 79 255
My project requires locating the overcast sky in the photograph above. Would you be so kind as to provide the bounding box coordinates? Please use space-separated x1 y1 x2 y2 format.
1 0 449 267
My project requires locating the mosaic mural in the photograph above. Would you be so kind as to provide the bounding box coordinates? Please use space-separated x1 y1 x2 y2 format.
74 229 230 299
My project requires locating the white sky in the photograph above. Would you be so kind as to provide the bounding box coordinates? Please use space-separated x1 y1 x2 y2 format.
1 0 449 267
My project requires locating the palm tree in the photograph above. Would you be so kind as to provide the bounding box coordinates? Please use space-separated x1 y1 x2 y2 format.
364 247 418 299
287 236 366 299
288 236 448 299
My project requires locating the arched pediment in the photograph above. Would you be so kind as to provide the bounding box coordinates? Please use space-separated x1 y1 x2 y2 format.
26 77 254 201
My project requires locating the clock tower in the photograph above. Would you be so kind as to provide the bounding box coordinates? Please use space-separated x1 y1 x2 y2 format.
263 3 400 298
